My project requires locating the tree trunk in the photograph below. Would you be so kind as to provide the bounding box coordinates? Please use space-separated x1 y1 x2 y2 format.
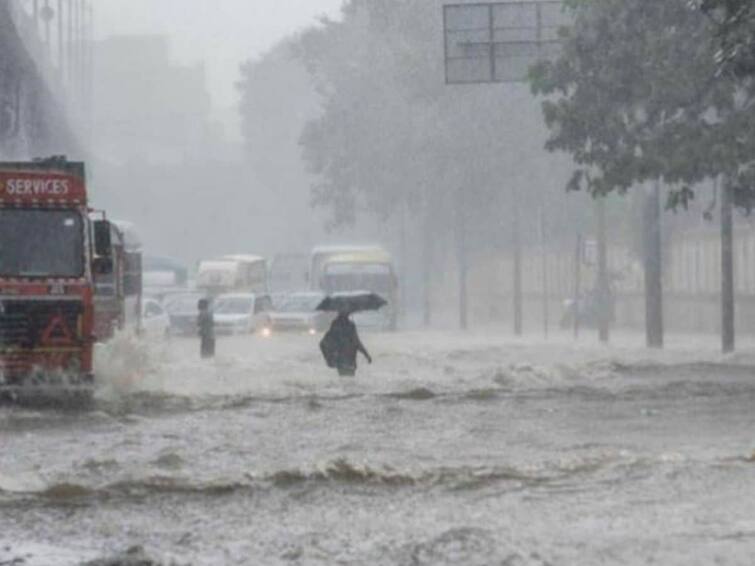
539 208 549 338
596 197 610 343
456 191 468 330
423 202 433 327
574 233 582 339
398 202 407 328
644 181 664 348
721 179 735 353
512 186 522 335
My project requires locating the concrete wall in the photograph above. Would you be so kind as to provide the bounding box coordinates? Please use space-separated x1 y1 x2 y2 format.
430 225 755 336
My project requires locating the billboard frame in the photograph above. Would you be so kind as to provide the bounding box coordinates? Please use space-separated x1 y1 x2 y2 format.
443 1 566 85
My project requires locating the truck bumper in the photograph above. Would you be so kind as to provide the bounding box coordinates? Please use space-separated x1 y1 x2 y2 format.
0 349 94 388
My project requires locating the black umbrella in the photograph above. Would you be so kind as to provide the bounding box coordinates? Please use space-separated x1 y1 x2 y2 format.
316 291 387 313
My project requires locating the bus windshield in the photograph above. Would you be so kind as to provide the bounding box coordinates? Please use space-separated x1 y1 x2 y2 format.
0 209 85 278
322 263 393 294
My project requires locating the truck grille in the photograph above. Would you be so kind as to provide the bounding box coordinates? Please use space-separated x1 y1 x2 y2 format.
0 300 83 349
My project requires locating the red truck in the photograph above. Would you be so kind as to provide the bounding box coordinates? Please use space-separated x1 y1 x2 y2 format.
0 157 113 395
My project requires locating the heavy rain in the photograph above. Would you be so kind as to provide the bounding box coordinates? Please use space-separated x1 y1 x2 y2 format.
1 0 755 564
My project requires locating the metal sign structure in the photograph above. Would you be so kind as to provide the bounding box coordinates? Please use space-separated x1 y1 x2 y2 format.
443 1 567 84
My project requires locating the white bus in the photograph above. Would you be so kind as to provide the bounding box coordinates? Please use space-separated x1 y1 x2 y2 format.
197 255 267 296
309 245 386 291
314 247 398 330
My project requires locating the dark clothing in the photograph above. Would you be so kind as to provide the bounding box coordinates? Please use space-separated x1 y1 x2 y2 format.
200 336 215 358
198 310 215 359
320 314 371 375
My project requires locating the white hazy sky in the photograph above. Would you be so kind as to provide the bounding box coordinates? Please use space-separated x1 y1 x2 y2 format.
95 0 344 111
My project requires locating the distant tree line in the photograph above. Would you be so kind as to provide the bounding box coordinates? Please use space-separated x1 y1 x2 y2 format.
239 0 587 328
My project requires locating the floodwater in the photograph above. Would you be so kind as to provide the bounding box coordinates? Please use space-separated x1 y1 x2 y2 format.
1 330 754 565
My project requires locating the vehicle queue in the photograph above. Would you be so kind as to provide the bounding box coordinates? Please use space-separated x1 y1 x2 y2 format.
0 156 394 398
86 210 398 346
148 245 398 345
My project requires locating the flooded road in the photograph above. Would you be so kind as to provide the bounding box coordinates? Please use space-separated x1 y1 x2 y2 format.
1 331 755 565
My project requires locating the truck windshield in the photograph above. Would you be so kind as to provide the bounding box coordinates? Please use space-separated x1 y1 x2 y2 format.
0 209 85 278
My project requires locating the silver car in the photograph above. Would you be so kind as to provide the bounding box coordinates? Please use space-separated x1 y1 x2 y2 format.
213 293 273 336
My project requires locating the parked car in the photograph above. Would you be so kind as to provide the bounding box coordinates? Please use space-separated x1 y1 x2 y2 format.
213 293 272 336
141 297 170 339
163 292 205 336
269 291 332 334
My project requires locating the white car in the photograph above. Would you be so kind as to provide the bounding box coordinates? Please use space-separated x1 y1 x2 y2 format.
269 291 332 334
141 297 170 339
213 293 272 336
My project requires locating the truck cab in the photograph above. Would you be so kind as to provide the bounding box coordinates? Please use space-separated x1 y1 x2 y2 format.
0 158 112 393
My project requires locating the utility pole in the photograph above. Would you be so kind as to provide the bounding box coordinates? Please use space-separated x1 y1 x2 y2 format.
574 233 582 339
539 207 549 338
644 181 664 348
596 196 610 343
512 185 523 336
456 189 469 330
422 199 433 327
398 201 408 328
721 178 735 353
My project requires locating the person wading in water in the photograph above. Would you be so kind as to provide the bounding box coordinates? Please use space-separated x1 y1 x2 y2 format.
320 311 372 376
197 298 215 359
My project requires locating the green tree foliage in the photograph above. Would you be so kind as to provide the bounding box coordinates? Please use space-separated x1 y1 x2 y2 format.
531 0 755 211
700 0 755 76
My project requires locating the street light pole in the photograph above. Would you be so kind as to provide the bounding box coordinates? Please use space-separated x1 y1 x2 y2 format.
596 196 609 343
456 188 469 330
644 181 664 348
721 177 735 353
512 185 523 335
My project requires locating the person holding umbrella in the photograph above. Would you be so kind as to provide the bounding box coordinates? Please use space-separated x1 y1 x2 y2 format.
317 292 384 377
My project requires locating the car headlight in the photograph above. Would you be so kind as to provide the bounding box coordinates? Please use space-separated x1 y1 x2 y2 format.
308 328 317 336
261 327 272 338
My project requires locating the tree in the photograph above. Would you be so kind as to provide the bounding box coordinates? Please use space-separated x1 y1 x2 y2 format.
700 0 755 77
531 0 754 351
293 1 531 328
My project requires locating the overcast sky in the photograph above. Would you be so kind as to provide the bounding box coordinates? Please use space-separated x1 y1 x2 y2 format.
95 0 343 112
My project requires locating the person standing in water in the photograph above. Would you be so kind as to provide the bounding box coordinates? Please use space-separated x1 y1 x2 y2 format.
197 298 215 359
320 311 372 376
